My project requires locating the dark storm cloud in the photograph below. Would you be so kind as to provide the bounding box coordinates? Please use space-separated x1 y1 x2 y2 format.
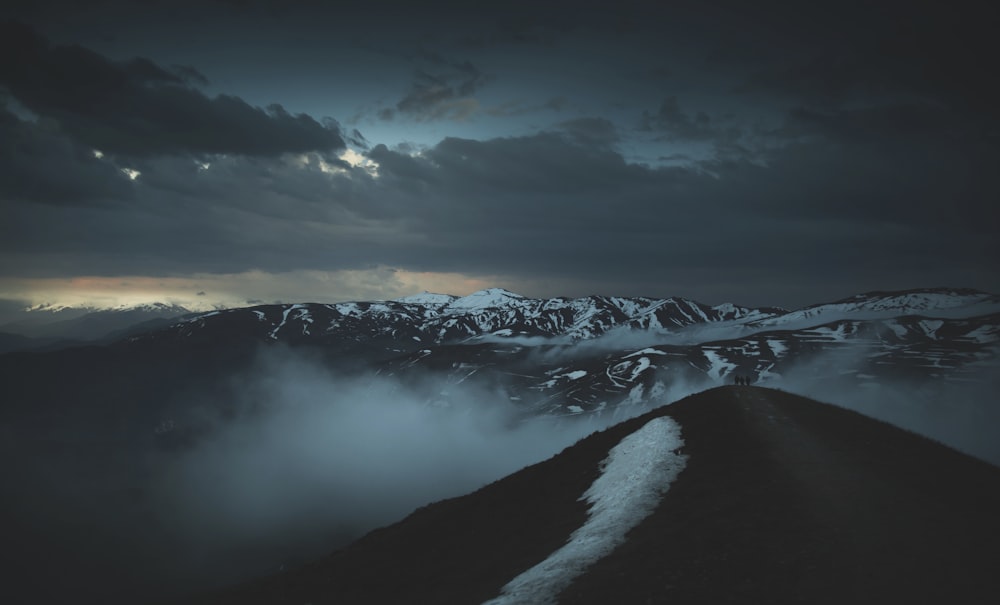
376 126 992 287
486 96 570 118
0 21 344 158
0 106 135 204
370 132 644 202
729 1 1000 121
2 1 998 307
556 118 619 148
638 96 716 141
636 97 752 164
781 103 978 144
389 60 489 122
168 64 210 87
346 128 370 150
4 109 997 306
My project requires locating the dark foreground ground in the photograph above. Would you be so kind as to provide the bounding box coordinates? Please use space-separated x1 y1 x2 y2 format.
183 386 1000 604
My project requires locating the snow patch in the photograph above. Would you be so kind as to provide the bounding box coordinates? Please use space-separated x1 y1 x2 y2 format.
267 305 299 339
884 320 909 339
963 325 998 344
750 291 999 332
917 319 943 339
620 383 645 407
628 357 651 381
394 291 456 305
445 288 525 312
767 339 787 358
802 324 849 342
625 347 668 358
702 349 736 380
482 416 686 605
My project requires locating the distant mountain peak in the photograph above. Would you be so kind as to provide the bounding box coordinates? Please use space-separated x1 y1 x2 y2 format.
394 292 457 305
105 302 192 313
24 301 192 315
1 301 193 343
809 288 994 314
445 288 526 311
24 302 94 314
843 286 989 301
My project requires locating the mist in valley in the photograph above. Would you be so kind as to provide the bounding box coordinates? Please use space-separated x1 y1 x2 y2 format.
2 337 998 604
3 347 626 603
148 351 611 579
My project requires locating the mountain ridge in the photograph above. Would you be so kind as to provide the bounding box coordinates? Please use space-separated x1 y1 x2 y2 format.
185 386 1000 605
145 286 996 348
127 287 998 427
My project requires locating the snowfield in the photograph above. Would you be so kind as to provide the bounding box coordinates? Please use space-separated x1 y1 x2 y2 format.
483 416 687 605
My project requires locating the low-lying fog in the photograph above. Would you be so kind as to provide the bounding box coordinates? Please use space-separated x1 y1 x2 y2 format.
5 347 638 604
148 351 615 586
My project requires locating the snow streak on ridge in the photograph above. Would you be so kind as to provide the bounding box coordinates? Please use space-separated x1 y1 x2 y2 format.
482 416 687 605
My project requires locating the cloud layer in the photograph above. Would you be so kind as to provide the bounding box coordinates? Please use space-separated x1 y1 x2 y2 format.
1 2 998 308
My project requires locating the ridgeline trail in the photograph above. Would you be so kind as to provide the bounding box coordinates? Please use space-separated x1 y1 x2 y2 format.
186 386 1000 605
561 386 1000 604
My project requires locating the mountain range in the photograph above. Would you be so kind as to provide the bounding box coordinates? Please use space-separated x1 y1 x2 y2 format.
1 286 998 604
135 286 1000 430
0 302 191 352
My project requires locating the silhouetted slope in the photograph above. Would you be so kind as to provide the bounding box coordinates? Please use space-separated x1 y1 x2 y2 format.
184 405 665 605
561 387 1000 603
185 387 1000 604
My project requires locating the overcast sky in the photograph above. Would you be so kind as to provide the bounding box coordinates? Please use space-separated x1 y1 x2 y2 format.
1 0 997 313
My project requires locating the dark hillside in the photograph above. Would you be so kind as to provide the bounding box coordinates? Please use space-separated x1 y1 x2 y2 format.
186 387 1000 604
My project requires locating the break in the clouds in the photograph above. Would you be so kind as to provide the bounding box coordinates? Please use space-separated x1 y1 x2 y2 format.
1 1 998 310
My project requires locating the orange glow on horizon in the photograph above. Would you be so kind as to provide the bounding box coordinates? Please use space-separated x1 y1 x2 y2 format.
0 268 517 311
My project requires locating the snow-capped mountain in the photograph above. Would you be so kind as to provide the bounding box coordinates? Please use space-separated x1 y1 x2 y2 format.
1 301 192 343
129 287 999 419
157 286 998 348
149 287 782 348
745 287 1000 330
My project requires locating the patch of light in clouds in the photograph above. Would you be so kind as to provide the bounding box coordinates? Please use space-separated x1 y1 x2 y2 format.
338 147 380 176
